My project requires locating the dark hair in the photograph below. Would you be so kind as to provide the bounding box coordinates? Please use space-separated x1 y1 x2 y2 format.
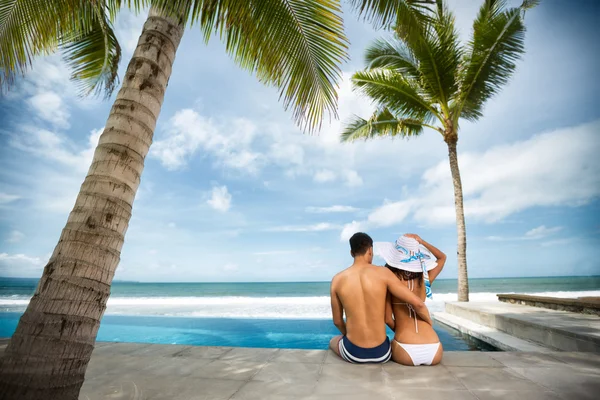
349 232 373 257
385 263 423 285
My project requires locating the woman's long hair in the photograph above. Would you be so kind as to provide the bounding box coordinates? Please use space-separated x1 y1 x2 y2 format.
385 263 423 287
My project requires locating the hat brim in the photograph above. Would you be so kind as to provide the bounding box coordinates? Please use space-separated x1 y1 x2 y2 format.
374 242 438 273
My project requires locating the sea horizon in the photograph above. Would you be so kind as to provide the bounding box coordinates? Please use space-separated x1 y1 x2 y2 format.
2 276 599 320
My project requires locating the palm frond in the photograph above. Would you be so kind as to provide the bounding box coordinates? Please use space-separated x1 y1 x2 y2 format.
455 0 536 121
428 0 461 102
151 0 348 131
104 0 148 22
352 68 439 123
62 8 122 98
0 0 135 96
521 0 540 10
364 38 420 80
391 0 459 107
348 0 433 29
341 108 424 142
1 0 64 89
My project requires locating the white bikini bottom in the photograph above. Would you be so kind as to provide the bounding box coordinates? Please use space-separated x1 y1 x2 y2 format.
393 341 441 366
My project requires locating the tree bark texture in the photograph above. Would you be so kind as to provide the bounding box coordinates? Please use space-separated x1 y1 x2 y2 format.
0 8 183 400
447 140 469 302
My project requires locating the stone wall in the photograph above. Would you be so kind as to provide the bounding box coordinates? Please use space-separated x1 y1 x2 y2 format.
497 294 600 316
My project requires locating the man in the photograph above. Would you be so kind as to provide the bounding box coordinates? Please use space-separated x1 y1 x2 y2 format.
329 232 432 363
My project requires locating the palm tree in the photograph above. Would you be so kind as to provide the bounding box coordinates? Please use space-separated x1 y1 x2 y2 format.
0 0 123 95
341 0 538 301
0 1 432 399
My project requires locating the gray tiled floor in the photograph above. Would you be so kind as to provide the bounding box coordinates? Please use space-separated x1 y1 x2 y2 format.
70 342 600 399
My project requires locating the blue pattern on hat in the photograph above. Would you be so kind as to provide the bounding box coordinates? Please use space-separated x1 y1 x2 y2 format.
395 243 433 299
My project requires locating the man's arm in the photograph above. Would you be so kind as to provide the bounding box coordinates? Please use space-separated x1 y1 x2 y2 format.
405 233 447 283
385 292 395 331
330 280 346 335
383 269 433 326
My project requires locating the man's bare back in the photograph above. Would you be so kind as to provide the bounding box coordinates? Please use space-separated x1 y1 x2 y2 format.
331 263 391 347
329 233 432 363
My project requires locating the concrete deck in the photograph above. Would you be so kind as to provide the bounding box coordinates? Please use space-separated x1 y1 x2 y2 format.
433 311 553 352
3 341 596 400
444 302 600 352
1 339 599 399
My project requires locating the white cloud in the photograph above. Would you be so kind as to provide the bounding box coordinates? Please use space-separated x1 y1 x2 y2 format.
306 205 359 213
313 170 336 183
269 142 304 166
151 109 216 170
0 253 47 277
367 199 415 227
150 72 406 188
207 185 232 212
340 221 365 241
540 237 578 247
417 120 600 224
10 127 101 174
7 127 103 213
28 91 70 128
268 223 339 232
0 253 43 265
0 193 20 204
151 109 262 173
486 225 563 242
341 120 600 235
525 225 563 239
344 170 363 187
6 230 25 243
313 169 363 186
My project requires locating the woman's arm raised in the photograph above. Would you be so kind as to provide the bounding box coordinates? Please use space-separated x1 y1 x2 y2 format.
405 233 447 283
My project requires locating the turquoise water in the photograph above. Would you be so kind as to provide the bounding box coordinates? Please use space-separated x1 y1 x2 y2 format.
0 313 494 351
1 276 597 350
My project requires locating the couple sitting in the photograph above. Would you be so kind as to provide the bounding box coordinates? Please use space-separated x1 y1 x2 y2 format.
329 232 446 366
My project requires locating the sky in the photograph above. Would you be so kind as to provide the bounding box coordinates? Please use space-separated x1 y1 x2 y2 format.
0 0 599 283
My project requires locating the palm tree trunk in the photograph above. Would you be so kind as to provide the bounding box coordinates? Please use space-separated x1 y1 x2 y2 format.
0 8 183 400
447 140 469 302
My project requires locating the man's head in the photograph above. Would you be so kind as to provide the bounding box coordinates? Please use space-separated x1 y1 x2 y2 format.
349 232 373 263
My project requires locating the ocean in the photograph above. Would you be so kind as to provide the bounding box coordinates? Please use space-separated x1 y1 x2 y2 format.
1 276 599 318
1 276 598 350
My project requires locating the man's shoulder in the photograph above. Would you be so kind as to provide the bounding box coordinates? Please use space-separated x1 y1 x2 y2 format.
331 267 350 285
366 264 392 280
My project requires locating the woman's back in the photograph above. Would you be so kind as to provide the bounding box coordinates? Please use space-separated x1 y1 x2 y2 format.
391 277 440 344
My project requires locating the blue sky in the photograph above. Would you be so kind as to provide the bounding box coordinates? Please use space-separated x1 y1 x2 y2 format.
0 0 599 282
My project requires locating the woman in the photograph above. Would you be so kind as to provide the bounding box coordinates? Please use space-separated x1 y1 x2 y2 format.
375 233 446 366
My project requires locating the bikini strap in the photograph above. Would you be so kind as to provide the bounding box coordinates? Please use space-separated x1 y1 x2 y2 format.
406 304 419 334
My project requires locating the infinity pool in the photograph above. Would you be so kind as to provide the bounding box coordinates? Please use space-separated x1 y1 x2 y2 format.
0 312 496 351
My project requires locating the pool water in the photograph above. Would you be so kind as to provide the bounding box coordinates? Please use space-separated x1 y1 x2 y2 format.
0 312 496 351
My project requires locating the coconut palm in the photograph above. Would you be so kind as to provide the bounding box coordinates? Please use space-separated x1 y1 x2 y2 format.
341 0 538 301
0 1 432 399
0 0 123 96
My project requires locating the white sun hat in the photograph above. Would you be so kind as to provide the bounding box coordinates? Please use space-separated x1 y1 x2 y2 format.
374 235 438 272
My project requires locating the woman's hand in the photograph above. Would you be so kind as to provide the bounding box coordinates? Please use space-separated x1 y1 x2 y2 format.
404 233 423 244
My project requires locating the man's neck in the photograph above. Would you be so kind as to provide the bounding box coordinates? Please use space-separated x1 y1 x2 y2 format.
352 256 371 267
